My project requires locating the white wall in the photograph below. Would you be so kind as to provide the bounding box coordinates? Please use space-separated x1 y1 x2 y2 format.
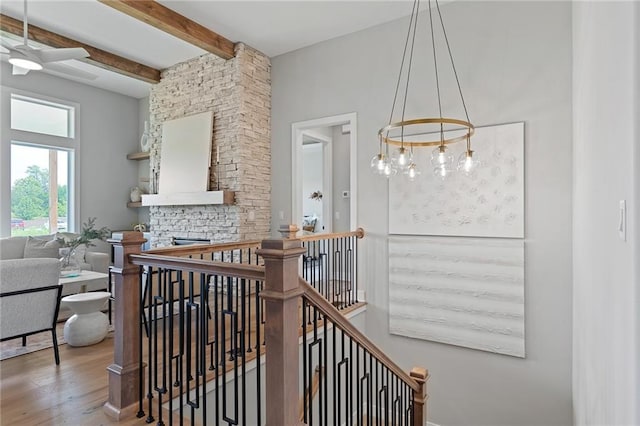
272 2 573 425
572 2 639 425
302 142 324 227
1 62 141 232
331 126 350 233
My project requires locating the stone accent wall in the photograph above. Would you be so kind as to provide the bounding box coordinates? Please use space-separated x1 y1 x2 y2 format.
148 43 271 247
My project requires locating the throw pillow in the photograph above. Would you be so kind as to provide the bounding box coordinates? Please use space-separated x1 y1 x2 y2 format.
23 237 61 259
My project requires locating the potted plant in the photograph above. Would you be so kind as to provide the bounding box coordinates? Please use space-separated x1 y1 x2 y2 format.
57 217 110 277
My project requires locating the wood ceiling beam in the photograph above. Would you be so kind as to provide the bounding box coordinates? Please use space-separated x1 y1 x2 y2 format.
0 14 161 83
98 0 236 60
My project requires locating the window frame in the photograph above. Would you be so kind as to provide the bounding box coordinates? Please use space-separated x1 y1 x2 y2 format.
0 86 81 237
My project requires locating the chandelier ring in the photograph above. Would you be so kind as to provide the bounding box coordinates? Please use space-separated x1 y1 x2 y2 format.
378 118 475 148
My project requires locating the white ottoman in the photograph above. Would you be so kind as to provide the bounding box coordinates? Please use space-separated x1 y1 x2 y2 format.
62 291 111 347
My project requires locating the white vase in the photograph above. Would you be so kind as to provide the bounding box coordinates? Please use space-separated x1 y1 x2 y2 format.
130 186 142 202
59 247 81 277
140 121 150 152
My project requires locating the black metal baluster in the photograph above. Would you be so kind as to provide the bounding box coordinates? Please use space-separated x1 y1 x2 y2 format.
255 279 262 426
303 298 308 424
168 269 176 425
214 274 220 426
240 278 247 425
145 267 155 424
376 359 380 426
368 352 373 426
349 336 354 426
137 266 145 419
356 342 361 426
200 273 208 425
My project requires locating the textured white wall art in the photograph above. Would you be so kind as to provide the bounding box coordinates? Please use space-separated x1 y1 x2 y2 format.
389 236 525 357
389 122 524 238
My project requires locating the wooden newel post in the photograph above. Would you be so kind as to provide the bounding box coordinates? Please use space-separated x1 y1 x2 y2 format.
257 236 306 426
411 367 429 426
104 231 146 420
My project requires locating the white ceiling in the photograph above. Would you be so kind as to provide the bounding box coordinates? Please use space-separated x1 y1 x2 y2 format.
0 0 417 99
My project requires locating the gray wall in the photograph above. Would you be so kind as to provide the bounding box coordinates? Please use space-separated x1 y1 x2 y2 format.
572 2 639 424
1 61 141 232
272 2 572 425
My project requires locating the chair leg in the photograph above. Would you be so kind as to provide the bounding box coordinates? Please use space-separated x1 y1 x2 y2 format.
21 336 26 346
51 329 60 365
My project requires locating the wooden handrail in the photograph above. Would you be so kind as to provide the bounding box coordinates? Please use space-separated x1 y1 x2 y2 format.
299 277 420 392
140 228 365 256
129 253 265 281
298 227 365 243
143 240 261 256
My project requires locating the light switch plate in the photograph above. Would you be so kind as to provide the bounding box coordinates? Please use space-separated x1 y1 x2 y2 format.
619 200 626 241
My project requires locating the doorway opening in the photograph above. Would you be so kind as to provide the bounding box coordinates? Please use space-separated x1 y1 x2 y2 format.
292 113 357 234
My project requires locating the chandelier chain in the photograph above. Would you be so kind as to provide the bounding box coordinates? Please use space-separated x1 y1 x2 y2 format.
428 0 445 142
435 0 471 126
400 0 421 144
387 0 419 129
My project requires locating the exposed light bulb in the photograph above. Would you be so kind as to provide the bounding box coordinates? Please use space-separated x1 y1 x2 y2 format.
457 150 480 176
463 155 473 171
370 153 387 175
391 147 412 171
397 147 408 166
383 160 398 178
406 163 419 181
430 145 454 169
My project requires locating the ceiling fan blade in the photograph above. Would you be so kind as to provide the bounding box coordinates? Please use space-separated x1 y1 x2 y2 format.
12 65 30 75
45 62 97 80
0 39 17 52
37 47 89 63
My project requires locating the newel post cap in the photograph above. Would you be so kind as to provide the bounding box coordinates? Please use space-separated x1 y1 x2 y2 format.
278 224 300 239
256 238 306 260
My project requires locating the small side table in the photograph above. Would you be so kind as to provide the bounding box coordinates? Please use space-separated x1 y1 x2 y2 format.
61 291 111 347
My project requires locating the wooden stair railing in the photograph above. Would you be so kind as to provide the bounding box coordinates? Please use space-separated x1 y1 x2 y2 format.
106 228 425 425
299 278 428 425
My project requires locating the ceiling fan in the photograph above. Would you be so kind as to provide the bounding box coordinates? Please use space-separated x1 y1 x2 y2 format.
0 0 96 80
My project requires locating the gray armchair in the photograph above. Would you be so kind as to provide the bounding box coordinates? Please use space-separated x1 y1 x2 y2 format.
0 258 63 365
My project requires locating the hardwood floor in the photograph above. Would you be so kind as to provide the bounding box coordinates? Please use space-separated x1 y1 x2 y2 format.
1 331 129 425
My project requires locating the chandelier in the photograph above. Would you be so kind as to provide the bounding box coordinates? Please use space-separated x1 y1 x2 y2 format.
371 0 477 180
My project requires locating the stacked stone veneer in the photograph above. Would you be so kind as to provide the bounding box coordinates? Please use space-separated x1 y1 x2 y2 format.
148 43 271 247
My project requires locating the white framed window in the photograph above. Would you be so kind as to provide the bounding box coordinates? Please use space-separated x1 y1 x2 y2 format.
1 87 80 237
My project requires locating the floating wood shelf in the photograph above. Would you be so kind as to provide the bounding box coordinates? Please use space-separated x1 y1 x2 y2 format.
127 201 143 208
126 152 150 161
